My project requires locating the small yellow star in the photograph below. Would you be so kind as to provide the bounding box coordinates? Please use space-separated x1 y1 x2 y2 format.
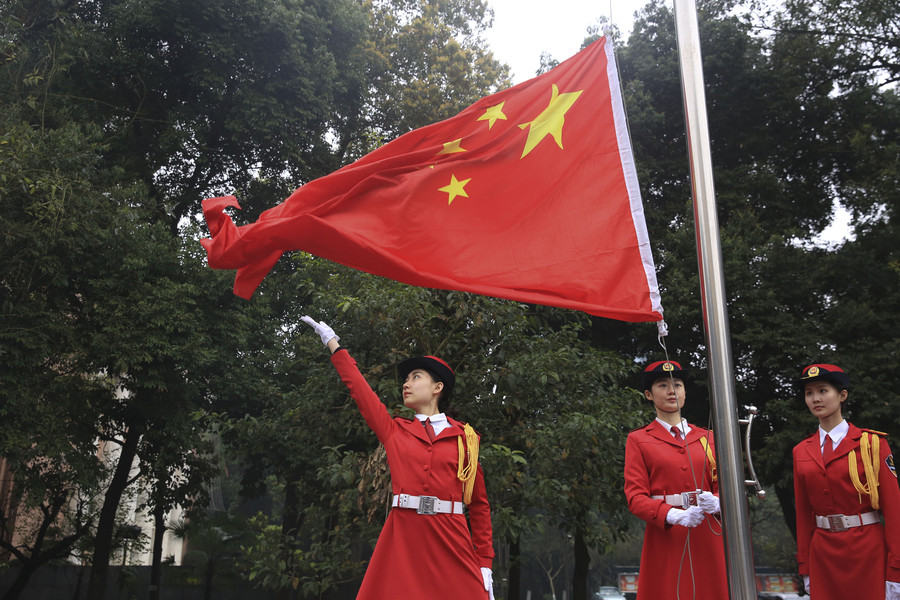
477 102 507 129
438 174 471 205
518 84 583 158
438 138 467 155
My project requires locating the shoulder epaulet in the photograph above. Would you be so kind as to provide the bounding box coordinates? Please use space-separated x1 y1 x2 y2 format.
860 428 887 437
448 417 476 431
447 416 464 428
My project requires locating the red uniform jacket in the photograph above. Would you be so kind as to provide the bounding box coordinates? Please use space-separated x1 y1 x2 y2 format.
793 423 900 600
331 349 492 599
624 420 727 600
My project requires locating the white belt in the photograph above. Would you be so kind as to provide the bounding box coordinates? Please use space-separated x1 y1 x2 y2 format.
651 491 700 510
392 494 464 515
815 511 880 532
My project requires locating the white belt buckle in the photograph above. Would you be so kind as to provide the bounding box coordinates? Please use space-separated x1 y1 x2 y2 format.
681 490 699 509
417 495 438 515
828 514 847 532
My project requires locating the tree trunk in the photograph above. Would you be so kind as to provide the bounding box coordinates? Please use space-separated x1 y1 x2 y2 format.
149 505 165 600
572 526 589 600
1 496 59 600
508 535 521 600
282 478 302 537
0 460 21 563
85 425 142 600
203 555 215 600
277 479 303 600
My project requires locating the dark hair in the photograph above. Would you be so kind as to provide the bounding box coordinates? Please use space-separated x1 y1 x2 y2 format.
424 369 452 409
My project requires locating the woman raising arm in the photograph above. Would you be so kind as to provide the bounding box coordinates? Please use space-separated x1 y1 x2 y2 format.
301 316 494 599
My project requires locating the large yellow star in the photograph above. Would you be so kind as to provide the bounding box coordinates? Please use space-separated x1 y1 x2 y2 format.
518 84 583 158
477 102 507 129
438 138 467 155
438 174 471 205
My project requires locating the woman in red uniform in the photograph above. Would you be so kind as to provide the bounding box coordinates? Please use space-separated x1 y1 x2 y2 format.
301 316 494 599
624 360 727 600
792 363 900 599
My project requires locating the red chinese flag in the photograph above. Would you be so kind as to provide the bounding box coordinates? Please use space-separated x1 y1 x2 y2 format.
201 37 663 322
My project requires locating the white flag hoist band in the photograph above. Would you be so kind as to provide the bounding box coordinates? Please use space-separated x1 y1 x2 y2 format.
814 510 880 532
392 494 464 515
651 491 700 510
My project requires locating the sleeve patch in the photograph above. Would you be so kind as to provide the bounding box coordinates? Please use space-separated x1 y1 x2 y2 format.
887 454 896 478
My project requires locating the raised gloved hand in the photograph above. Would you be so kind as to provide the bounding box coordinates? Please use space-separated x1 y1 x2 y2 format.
803 575 810 594
698 491 720 515
481 567 495 600
886 580 900 600
300 315 339 346
665 505 705 528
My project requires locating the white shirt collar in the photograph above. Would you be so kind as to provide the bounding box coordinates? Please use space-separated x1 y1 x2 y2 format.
819 419 849 450
416 412 450 435
416 412 446 423
656 417 690 438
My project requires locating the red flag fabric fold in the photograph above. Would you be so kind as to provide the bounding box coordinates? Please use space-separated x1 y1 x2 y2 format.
201 37 663 323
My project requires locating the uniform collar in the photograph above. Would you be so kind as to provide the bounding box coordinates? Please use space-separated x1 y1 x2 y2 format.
415 412 451 437
415 412 447 424
655 417 691 438
818 419 848 450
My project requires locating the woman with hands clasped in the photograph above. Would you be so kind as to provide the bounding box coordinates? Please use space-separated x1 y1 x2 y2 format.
624 360 727 600
792 364 899 600
300 316 495 600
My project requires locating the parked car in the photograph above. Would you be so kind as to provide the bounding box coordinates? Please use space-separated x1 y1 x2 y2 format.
595 586 627 600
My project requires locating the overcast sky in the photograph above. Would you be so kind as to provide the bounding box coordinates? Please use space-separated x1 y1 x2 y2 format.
483 0 650 83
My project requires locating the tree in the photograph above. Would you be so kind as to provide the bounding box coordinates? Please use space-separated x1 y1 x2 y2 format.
505 337 645 600
608 0 899 550
0 105 117 599
754 0 900 89
359 0 510 146
1 0 370 596
8 0 897 597
745 0 900 537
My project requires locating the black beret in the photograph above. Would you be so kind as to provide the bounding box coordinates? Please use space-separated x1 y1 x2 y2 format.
398 355 455 399
799 363 849 390
641 360 687 390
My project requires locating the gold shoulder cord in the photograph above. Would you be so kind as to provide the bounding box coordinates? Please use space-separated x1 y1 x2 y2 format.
699 436 718 483
849 432 880 509
457 424 480 504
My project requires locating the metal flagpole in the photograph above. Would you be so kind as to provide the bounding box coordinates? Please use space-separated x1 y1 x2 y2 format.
671 1 758 598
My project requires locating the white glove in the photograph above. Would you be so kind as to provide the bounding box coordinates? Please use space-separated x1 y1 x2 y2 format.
300 315 338 346
698 491 720 514
481 567 494 600
886 580 900 600
665 505 705 528
803 575 809 594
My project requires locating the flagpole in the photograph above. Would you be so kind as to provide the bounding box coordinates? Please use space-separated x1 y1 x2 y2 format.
671 1 758 598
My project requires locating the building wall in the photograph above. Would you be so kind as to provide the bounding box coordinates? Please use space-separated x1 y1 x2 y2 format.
95 438 187 566
2 441 188 567
0 457 19 560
